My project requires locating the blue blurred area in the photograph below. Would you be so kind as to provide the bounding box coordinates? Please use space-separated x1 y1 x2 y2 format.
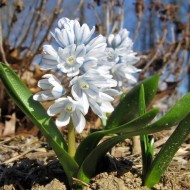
42 0 190 94
3 0 187 93
60 0 189 52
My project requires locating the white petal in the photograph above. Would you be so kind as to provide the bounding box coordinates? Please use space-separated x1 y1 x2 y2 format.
56 112 70 127
102 88 120 97
80 93 89 114
125 73 137 83
43 45 58 57
86 85 99 99
125 64 141 73
33 90 54 101
58 45 76 60
53 28 66 47
38 79 51 89
61 29 75 46
76 57 85 64
52 85 65 98
83 57 97 64
107 34 114 46
54 97 67 103
42 54 58 66
99 92 114 102
80 24 90 44
89 98 106 119
72 111 86 133
81 57 97 71
83 26 95 44
58 17 70 28
46 74 61 86
119 29 129 39
74 20 82 44
67 67 80 77
42 74 55 78
100 101 114 113
71 84 82 99
75 44 86 57
112 34 121 48
47 102 65 116
70 76 78 85
87 35 106 49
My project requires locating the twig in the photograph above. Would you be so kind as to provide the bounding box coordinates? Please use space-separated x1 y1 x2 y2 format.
72 177 90 187
17 1 38 48
3 143 41 164
0 24 9 65
142 22 168 73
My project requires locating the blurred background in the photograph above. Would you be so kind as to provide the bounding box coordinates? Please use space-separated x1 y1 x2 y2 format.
0 0 190 136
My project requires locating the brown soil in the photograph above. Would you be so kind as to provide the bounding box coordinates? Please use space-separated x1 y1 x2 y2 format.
0 135 189 190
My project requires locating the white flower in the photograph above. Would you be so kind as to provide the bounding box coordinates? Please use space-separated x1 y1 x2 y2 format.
57 44 86 77
107 29 133 51
73 20 95 45
99 91 114 113
33 17 142 133
106 48 120 63
88 97 107 119
52 17 95 46
96 88 119 113
70 70 117 117
107 29 135 63
86 35 107 57
51 22 75 48
47 96 86 133
106 29 140 87
112 63 141 85
33 74 65 101
41 17 107 77
80 35 107 73
41 45 58 69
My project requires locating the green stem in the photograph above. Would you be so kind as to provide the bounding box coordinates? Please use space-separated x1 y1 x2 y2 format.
139 85 154 183
68 121 76 158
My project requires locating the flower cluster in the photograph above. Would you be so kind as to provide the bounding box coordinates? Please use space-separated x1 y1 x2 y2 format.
33 17 140 133
106 29 141 88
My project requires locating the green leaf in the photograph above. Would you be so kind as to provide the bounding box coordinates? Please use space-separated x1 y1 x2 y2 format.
0 63 78 185
146 93 190 132
144 113 190 188
75 108 159 165
77 93 190 183
105 74 159 129
77 134 129 183
128 93 190 135
139 84 146 115
139 85 154 181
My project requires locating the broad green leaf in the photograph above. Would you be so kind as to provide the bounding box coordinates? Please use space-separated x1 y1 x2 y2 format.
77 133 130 183
77 93 190 183
146 93 190 132
144 113 190 188
75 108 159 165
105 74 159 129
0 63 78 184
131 93 190 135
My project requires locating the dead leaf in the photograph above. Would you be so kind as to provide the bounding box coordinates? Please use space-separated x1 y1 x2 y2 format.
3 113 16 136
0 122 4 136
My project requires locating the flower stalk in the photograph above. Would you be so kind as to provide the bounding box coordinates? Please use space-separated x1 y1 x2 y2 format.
68 121 76 158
